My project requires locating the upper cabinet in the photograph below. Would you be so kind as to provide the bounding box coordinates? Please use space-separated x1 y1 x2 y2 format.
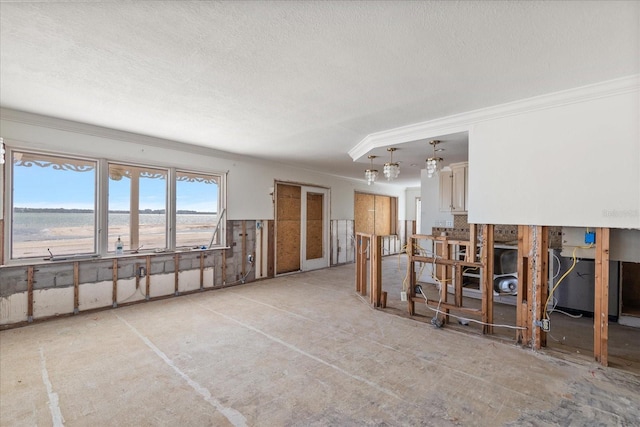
439 162 468 213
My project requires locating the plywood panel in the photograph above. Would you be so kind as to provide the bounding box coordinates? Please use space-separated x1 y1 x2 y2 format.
375 196 391 235
276 184 301 274
355 192 375 234
306 192 323 260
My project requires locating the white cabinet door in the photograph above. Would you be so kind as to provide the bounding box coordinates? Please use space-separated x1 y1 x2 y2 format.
439 170 453 212
451 164 467 212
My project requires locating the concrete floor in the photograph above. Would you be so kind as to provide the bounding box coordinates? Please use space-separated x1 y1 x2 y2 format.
2 262 640 426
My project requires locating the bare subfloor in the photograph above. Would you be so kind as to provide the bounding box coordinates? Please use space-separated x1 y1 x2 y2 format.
2 262 639 426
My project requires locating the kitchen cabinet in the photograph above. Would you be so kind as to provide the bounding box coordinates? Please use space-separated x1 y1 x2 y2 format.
439 162 467 213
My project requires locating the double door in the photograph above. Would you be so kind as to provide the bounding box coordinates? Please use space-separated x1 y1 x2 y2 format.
275 183 329 274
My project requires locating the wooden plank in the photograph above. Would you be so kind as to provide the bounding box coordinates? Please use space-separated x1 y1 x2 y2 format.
481 224 494 334
454 264 463 307
276 184 301 274
468 223 477 263
112 259 118 307
411 255 482 269
73 262 79 314
354 192 375 235
267 221 274 278
516 225 530 344
241 221 247 277
356 234 368 294
306 192 324 260
174 253 180 294
594 227 610 366
200 252 205 288
424 299 482 315
27 266 34 322
222 248 227 284
369 235 382 306
530 226 548 349
146 256 151 299
407 237 416 316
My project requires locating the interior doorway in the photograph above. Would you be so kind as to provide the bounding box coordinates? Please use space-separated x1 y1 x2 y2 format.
275 183 329 275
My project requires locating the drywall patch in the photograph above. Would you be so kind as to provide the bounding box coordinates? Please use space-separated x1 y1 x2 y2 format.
78 280 113 312
0 293 28 325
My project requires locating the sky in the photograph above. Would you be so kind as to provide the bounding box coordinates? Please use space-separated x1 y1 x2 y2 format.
13 162 218 212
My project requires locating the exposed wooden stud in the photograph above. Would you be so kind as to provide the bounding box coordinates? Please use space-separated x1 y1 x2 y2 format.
27 266 34 322
222 248 227 284
594 227 610 366
370 235 382 307
73 262 79 314
516 225 530 344
174 253 180 295
481 224 494 334
241 220 247 277
200 252 205 288
468 223 477 263
267 221 275 278
528 226 548 349
146 256 151 299
112 258 118 307
454 264 463 308
407 237 415 315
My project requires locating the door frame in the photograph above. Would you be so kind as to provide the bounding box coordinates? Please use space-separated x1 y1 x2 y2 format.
274 181 330 275
301 186 330 271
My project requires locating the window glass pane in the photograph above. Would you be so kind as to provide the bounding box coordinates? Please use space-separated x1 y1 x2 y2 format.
176 171 219 248
108 164 167 252
12 152 96 258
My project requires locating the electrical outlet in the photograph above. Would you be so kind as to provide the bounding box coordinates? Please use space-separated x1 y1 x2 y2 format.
446 220 453 227
541 319 550 332
400 291 407 302
247 254 254 264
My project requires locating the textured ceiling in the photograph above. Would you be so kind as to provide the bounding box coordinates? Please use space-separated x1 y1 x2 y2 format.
1 1 638 186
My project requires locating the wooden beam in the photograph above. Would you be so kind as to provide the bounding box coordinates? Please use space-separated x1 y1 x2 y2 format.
200 252 205 289
594 227 610 366
516 225 530 344
27 266 34 322
174 253 180 295
454 264 463 308
112 259 118 308
145 256 151 299
529 226 548 349
370 235 382 307
241 221 247 277
468 223 477 263
73 262 79 314
481 224 494 334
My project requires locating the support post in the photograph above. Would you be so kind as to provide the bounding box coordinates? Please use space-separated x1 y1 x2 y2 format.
481 225 494 334
516 225 530 344
370 235 382 307
27 266 34 322
200 252 205 289
112 258 118 308
594 227 610 366
145 256 151 300
174 253 180 295
529 226 548 349
407 237 415 315
468 224 477 263
73 262 79 314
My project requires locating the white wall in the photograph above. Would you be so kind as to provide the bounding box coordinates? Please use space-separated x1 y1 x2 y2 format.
0 111 406 221
405 187 420 221
468 89 639 228
420 169 453 234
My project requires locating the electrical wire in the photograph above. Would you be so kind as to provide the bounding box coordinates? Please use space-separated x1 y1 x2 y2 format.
417 287 526 330
545 243 593 320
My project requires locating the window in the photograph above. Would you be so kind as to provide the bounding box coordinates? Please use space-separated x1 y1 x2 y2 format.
11 151 96 259
175 171 220 248
108 164 167 253
5 148 226 261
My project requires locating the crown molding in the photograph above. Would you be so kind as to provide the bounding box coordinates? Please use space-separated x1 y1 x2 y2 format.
349 74 639 161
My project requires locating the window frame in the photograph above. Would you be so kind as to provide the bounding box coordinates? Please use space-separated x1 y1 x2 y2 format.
3 146 227 263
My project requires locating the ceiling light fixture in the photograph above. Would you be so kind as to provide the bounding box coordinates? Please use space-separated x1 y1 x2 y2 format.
383 148 400 181
365 155 378 185
426 140 443 178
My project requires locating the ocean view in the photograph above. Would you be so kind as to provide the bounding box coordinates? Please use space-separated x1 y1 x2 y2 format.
13 212 217 242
